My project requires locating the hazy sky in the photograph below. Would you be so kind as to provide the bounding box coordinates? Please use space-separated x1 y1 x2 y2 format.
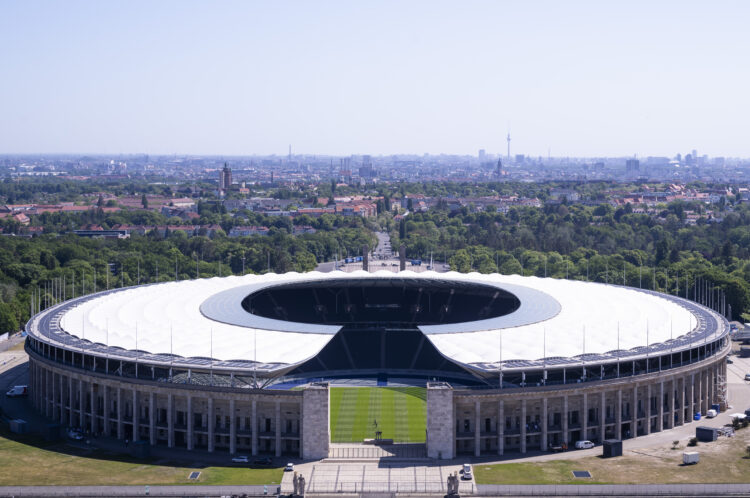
1 1 749 157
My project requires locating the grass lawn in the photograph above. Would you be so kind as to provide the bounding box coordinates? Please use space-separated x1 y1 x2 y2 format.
474 432 750 485
330 387 426 443
0 430 284 486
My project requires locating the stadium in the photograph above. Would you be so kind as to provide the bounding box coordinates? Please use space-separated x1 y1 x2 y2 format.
26 270 730 459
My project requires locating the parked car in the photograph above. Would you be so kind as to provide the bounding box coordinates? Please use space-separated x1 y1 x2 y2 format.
744 373 750 381
575 440 595 449
231 455 249 463
706 409 718 418
253 457 273 466
727 358 733 364
461 463 473 480
285 463 294 472
6 385 28 397
67 429 84 440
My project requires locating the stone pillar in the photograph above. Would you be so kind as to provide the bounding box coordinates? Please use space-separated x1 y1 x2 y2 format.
167 393 174 448
58 375 65 425
541 397 548 450
102 385 109 437
132 389 139 442
186 395 193 450
59 374 66 425
599 391 605 442
562 395 569 445
689 373 695 419
90 382 97 435
45 369 51 418
302 383 331 460
497 399 504 456
80 379 87 430
520 399 527 454
229 399 237 455
275 400 282 457
251 399 258 456
207 397 215 453
658 381 664 432
68 376 74 428
149 392 156 445
678 378 685 425
474 400 481 457
697 369 704 415
632 385 637 436
668 378 675 429
709 366 715 407
51 372 57 421
615 389 622 440
645 384 651 435
582 392 588 440
117 387 123 439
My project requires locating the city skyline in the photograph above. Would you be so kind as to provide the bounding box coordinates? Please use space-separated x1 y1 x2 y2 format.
1 1 749 157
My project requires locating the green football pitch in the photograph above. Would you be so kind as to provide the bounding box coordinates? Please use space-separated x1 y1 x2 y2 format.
329 387 427 443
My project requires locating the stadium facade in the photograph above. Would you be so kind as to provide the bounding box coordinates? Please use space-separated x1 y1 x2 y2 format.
26 271 730 459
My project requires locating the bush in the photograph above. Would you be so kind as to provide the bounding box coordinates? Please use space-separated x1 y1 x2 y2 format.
671 440 679 450
688 437 698 447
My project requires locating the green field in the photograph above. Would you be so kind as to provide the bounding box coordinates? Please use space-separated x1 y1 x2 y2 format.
329 387 426 443
0 430 283 486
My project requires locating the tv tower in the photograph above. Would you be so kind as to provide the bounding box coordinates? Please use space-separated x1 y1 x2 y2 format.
506 132 511 161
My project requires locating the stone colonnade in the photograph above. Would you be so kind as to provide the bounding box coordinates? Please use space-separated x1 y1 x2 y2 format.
427 354 728 459
28 352 329 460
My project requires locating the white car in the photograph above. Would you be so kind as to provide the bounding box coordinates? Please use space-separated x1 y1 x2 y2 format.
6 385 28 397
745 373 750 381
231 455 249 463
706 409 718 418
575 440 595 449
67 429 84 440
461 463 473 480
285 463 294 472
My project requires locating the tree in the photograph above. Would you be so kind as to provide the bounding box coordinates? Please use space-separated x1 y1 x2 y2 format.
0 303 19 335
141 193 148 209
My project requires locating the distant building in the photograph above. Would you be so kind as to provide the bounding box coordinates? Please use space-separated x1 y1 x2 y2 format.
219 163 232 190
478 149 486 161
496 158 503 177
626 159 640 172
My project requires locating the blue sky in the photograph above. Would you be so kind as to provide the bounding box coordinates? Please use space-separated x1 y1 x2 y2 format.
1 1 749 157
